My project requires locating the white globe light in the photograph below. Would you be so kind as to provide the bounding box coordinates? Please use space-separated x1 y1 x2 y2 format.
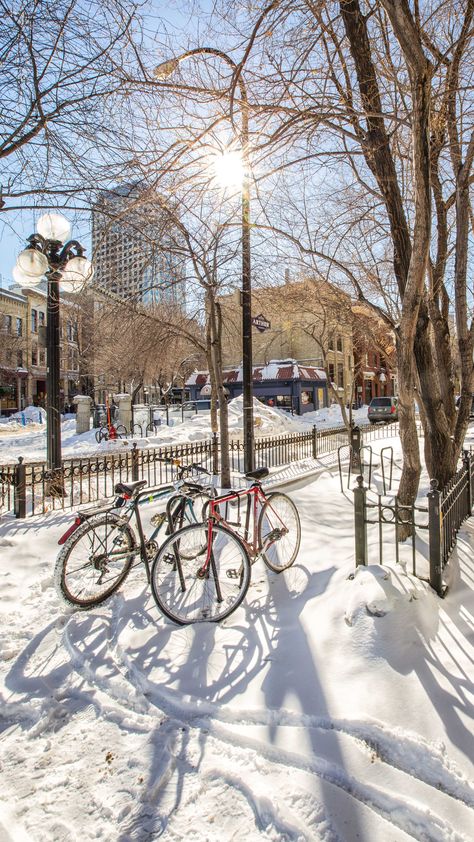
16 248 48 277
37 212 71 243
61 256 94 293
12 264 43 288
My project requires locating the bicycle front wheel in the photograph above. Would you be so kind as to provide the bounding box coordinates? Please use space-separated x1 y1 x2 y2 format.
54 513 136 609
151 522 251 624
258 492 301 572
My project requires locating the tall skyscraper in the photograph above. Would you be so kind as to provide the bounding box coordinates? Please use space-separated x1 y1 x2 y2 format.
91 183 186 306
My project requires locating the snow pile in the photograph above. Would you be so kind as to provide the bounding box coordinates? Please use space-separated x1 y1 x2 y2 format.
227 395 308 437
0 393 364 464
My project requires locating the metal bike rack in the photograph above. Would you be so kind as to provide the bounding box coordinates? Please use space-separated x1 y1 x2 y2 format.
380 446 394 495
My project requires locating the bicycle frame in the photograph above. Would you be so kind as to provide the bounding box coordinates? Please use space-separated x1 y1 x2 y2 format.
57 481 205 583
191 484 269 589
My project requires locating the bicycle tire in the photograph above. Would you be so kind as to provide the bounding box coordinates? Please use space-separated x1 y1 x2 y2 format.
54 513 136 609
95 427 107 443
115 425 127 438
257 492 301 572
151 522 251 624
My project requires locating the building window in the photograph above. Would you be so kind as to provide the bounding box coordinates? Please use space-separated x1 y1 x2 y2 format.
17 350 23 367
3 314 12 333
39 350 46 366
328 336 334 350
328 363 335 382
337 336 343 352
337 363 344 387
31 347 38 366
16 317 22 336
31 309 38 333
39 311 45 327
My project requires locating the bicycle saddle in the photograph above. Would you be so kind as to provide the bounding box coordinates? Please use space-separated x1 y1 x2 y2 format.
244 467 269 481
114 479 147 496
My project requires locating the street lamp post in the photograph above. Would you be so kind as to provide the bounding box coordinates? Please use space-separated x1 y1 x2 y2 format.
14 213 93 495
155 49 255 472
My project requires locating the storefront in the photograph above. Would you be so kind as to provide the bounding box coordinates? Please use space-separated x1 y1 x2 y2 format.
0 366 28 415
187 361 328 415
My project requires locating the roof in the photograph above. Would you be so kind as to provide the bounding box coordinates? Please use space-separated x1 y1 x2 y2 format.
0 288 26 304
187 360 327 386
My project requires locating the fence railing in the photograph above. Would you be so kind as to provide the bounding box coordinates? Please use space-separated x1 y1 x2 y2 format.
354 449 474 596
2 421 371 518
0 419 419 521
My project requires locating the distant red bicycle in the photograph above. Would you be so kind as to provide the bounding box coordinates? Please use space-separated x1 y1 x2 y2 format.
95 397 127 443
95 420 127 443
150 467 301 624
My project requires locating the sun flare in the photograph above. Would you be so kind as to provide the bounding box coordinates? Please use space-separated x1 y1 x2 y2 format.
213 150 244 189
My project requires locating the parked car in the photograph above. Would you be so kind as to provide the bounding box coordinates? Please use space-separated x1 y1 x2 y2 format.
367 396 398 424
455 394 474 418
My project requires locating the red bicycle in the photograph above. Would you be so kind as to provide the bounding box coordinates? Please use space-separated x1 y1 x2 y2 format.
150 467 301 624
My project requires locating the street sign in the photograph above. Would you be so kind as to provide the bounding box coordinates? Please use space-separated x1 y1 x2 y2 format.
251 313 271 333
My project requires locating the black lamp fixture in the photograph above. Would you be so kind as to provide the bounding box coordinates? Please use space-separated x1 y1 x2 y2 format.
14 213 93 495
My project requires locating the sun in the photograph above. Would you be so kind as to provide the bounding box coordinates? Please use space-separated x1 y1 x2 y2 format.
212 150 244 190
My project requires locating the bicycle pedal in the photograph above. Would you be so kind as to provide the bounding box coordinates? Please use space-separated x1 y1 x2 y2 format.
150 512 166 527
163 553 176 566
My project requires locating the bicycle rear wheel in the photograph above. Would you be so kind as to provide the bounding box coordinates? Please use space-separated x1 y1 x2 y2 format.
151 522 251 624
54 513 136 608
258 492 301 572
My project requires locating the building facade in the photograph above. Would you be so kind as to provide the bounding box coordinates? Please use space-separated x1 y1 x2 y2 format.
219 278 354 404
0 285 81 415
91 183 186 306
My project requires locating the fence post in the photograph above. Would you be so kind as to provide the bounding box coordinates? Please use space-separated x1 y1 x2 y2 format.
131 443 139 481
353 474 368 566
312 425 318 459
428 478 444 596
350 422 362 473
14 456 26 519
212 432 219 476
463 450 472 514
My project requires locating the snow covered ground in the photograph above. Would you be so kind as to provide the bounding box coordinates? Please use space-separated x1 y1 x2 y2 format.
0 398 369 465
0 431 473 841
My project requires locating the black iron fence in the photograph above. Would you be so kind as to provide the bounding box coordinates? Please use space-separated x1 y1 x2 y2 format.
354 450 474 596
2 421 368 518
0 419 424 522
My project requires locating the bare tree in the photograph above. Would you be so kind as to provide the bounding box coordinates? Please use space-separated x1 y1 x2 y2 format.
0 0 145 212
